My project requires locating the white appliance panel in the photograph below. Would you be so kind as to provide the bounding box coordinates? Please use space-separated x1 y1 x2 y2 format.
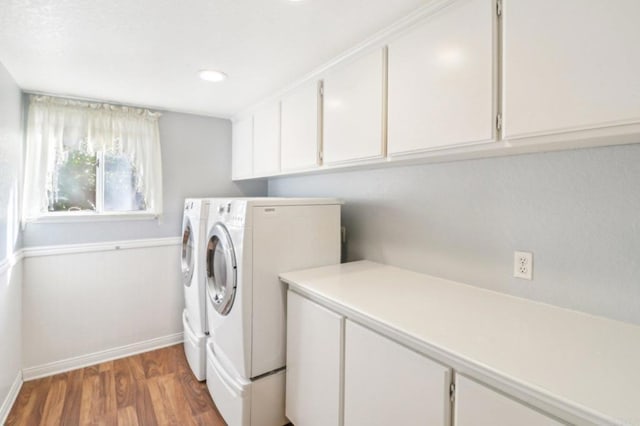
206 218 252 379
182 198 210 381
182 218 208 334
206 341 287 426
182 309 206 381
251 204 341 377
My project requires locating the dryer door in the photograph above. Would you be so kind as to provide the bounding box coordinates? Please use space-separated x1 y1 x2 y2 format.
181 215 195 287
206 223 237 316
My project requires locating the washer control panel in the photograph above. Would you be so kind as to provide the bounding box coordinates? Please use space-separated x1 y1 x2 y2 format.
215 201 246 227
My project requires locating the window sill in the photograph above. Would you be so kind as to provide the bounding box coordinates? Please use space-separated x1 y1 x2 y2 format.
27 212 159 224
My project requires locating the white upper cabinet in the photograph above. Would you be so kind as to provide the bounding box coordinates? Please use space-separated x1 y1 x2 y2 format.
388 0 496 156
502 0 640 140
281 82 321 172
323 48 386 165
253 102 281 177
344 320 451 426
454 375 562 426
231 116 253 180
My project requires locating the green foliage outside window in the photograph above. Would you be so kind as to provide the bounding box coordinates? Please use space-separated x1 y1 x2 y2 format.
48 150 145 212
48 151 96 211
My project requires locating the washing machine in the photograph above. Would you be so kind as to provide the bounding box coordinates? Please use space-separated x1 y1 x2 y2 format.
204 198 342 426
181 198 210 381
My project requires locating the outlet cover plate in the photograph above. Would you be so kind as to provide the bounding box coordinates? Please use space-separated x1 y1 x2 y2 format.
514 251 533 280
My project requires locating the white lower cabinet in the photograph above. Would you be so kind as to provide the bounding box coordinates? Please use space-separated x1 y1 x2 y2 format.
286 291 563 426
454 375 563 426
286 291 344 426
344 320 451 426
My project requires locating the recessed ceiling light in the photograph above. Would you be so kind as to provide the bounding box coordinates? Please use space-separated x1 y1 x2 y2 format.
198 70 227 82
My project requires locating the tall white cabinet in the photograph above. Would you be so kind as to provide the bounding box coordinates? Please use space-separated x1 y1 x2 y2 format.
322 48 386 165
387 0 496 155
502 0 640 140
281 82 321 172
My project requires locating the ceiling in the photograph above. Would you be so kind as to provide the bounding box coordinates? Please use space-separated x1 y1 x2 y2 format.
0 0 427 118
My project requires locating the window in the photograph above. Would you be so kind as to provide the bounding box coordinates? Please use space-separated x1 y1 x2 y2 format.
48 150 145 213
22 95 163 222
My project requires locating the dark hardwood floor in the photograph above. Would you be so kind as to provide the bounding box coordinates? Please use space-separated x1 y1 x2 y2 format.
6 344 225 425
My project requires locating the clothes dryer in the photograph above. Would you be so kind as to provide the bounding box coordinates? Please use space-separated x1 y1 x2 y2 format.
204 198 341 426
181 198 210 381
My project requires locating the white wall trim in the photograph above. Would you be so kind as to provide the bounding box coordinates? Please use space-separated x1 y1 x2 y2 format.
0 251 24 277
1 236 182 266
0 371 23 425
22 236 181 258
22 332 184 381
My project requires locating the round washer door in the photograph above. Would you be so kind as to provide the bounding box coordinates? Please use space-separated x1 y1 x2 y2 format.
206 223 237 316
181 216 194 287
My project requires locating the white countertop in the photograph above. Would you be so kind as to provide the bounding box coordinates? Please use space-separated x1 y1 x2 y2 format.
280 261 640 426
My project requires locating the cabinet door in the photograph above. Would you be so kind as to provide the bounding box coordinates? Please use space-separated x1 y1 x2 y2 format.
454 375 562 426
253 102 281 177
503 0 640 140
286 291 344 426
344 320 451 426
388 0 495 156
323 48 385 165
232 116 253 180
281 82 320 172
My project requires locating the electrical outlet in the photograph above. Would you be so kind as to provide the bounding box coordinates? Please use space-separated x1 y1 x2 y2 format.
514 251 533 280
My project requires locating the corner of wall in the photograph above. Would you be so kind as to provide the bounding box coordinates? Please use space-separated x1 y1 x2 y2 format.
0 255 24 424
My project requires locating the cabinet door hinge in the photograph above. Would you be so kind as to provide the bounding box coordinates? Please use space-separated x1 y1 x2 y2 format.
496 0 502 17
319 85 324 96
319 150 324 161
449 382 456 403
496 113 503 131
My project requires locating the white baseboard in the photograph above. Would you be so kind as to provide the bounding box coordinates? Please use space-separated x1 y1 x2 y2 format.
0 371 23 425
22 332 184 381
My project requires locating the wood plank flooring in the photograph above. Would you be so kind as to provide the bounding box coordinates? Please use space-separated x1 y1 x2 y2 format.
6 344 225 426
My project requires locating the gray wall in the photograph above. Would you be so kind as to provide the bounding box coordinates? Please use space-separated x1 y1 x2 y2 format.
269 144 640 325
0 62 23 260
22 111 267 246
